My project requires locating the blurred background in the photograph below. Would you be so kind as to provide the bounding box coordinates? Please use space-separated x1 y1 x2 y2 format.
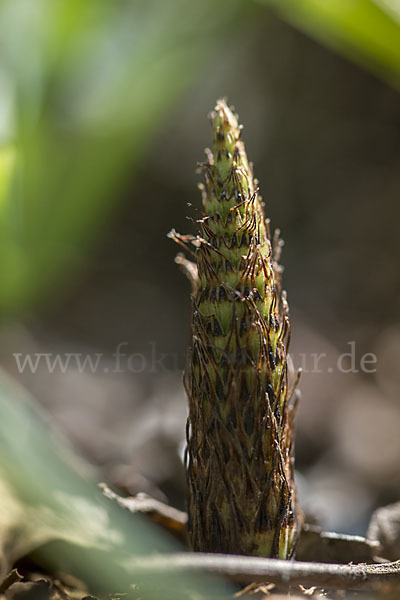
1 0 400 539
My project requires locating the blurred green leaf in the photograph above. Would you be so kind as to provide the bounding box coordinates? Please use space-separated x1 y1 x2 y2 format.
0 146 15 204
0 369 233 597
0 0 249 314
260 0 400 87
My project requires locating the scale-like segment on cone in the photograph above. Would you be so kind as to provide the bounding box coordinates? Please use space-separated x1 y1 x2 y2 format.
172 99 299 559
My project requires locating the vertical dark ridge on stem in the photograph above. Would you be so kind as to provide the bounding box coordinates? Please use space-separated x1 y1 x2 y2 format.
173 99 300 558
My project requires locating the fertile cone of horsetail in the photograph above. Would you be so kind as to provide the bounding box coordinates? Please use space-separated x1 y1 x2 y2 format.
169 99 300 558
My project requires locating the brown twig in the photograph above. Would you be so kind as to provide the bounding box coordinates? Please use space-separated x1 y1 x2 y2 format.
0 569 23 593
100 483 187 541
126 552 400 592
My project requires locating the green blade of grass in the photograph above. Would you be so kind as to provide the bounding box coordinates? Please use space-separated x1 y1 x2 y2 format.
259 0 400 87
0 0 250 314
0 369 235 597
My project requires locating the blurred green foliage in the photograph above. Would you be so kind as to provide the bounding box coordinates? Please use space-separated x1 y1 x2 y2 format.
0 369 234 597
0 0 248 313
262 0 400 86
0 0 399 315
1 0 400 315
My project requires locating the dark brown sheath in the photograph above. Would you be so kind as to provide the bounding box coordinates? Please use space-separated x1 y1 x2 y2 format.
171 99 300 558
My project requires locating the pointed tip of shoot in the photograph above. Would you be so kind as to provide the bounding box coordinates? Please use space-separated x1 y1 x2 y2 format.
211 98 238 130
210 99 240 146
208 99 244 185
